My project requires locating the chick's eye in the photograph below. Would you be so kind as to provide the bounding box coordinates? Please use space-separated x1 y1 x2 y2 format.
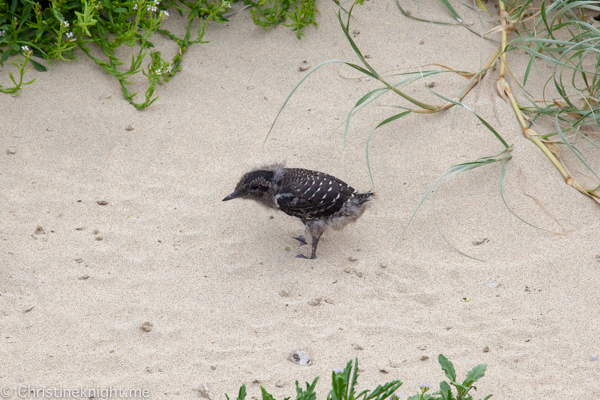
250 184 259 190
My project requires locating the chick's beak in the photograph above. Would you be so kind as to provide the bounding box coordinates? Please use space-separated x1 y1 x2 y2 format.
222 191 241 201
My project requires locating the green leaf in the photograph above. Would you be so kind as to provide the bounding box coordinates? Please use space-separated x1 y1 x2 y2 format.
439 381 452 400
438 0 462 22
0 50 10 66
450 382 469 393
348 358 359 400
438 354 456 382
296 378 319 400
425 86 510 149
473 114 510 150
337 4 378 78
464 364 487 386
375 111 411 129
354 88 386 108
29 58 47 72
114 7 127 12
344 62 377 80
261 386 275 400
236 384 247 400
75 10 98 36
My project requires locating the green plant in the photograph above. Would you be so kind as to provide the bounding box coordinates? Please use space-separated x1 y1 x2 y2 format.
496 0 600 203
268 0 513 170
0 44 35 94
404 0 600 202
267 0 600 256
240 0 317 39
266 0 515 256
407 355 490 400
225 356 490 400
0 0 228 107
1 0 320 105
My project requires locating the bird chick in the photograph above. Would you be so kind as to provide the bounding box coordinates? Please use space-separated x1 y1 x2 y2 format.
223 164 374 259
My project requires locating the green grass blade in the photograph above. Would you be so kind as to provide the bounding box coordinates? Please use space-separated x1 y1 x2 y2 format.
426 88 511 149
264 59 345 143
399 152 512 257
396 0 498 41
344 62 379 80
438 0 463 22
555 111 600 183
343 87 390 147
365 111 411 186
432 164 486 260
337 3 379 78
375 111 412 129
340 71 443 146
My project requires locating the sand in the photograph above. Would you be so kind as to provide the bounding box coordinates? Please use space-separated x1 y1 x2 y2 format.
2 1 600 399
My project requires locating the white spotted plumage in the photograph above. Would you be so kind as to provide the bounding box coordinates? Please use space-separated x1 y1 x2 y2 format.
223 163 375 259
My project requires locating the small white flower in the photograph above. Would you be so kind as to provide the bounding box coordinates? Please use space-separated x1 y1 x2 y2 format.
133 3 138 9
222 1 231 8
66 31 74 38
165 65 172 73
21 45 32 54
62 20 70 28
160 10 169 17
155 69 162 75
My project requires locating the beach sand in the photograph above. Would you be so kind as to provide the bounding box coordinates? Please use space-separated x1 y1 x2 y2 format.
2 1 600 398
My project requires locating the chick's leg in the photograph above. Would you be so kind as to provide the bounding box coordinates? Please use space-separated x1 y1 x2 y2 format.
296 235 321 259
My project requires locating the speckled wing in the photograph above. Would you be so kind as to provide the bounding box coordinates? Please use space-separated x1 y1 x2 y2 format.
275 168 357 220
